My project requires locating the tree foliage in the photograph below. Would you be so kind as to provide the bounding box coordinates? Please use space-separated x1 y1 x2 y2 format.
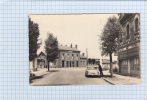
100 16 122 77
88 58 91 65
91 59 95 65
44 33 59 71
29 18 40 61
100 16 122 56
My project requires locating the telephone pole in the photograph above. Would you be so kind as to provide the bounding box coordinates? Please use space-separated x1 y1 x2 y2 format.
86 48 88 65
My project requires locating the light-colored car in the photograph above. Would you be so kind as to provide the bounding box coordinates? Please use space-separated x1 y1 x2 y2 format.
85 66 99 77
29 70 35 77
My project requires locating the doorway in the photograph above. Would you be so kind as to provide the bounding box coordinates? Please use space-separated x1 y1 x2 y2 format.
70 61 71 67
62 61 64 67
67 61 69 67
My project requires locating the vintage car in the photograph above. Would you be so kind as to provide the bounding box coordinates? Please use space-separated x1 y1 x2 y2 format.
29 70 35 77
85 66 99 77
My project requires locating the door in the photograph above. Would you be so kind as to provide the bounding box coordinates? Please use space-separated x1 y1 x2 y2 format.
62 61 64 67
67 61 69 67
70 61 71 67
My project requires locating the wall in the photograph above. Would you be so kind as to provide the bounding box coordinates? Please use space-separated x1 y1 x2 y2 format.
80 59 87 67
119 14 140 76
58 50 80 67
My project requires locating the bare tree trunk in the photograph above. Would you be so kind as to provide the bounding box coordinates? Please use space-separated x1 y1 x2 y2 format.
48 61 50 71
110 53 113 77
33 59 35 71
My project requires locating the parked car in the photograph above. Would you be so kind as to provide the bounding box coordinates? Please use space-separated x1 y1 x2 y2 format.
85 66 99 77
29 70 35 77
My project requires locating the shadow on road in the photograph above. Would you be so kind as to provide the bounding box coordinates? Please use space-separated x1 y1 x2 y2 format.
29 74 47 84
86 76 101 78
102 75 113 78
49 70 60 72
86 75 113 78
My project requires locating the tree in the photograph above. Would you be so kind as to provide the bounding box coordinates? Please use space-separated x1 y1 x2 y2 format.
100 16 122 77
44 33 59 71
88 58 91 65
29 18 40 70
91 59 95 65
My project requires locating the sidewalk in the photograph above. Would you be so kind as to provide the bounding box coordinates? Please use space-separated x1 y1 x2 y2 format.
102 70 141 85
33 68 50 76
30 68 50 80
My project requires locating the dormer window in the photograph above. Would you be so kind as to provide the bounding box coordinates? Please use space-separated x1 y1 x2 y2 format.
62 54 64 60
67 54 69 59
72 54 74 60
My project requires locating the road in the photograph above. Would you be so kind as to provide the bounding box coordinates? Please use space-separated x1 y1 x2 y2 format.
30 67 111 86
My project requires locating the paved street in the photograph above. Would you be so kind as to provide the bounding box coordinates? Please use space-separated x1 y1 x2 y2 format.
30 67 111 86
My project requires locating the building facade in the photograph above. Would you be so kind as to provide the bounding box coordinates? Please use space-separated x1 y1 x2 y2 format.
80 53 87 67
37 52 48 68
118 13 140 76
55 45 81 67
30 45 88 70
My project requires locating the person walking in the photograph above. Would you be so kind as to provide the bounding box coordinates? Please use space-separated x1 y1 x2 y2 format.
98 62 103 77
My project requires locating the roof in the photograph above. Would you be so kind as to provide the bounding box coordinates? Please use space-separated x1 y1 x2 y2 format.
58 45 80 52
38 51 46 57
80 55 87 59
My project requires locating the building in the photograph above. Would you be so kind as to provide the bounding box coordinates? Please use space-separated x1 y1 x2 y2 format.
30 44 88 71
55 45 81 67
118 13 140 76
52 45 87 67
102 59 118 72
80 53 87 67
37 51 48 68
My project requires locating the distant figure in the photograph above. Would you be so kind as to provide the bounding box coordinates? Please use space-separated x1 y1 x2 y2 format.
98 62 103 77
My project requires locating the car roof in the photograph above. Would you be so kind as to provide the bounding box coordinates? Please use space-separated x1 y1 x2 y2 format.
87 66 98 68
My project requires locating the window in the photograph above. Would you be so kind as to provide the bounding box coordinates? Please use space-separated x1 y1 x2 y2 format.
122 60 128 65
72 54 74 60
127 24 130 39
134 57 139 65
67 54 69 59
62 54 64 60
120 33 122 43
135 18 138 32
76 54 78 60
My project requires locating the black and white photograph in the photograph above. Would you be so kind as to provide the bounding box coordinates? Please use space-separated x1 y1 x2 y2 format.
29 14 141 86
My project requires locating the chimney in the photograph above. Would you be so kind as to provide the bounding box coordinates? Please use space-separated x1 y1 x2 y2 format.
75 45 77 49
70 43 72 48
65 45 67 46
83 53 85 56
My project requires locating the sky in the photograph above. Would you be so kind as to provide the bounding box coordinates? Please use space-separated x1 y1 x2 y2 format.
29 14 118 61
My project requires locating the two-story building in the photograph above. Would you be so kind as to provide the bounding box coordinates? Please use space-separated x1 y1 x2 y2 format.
56 45 81 67
118 13 140 77
30 44 88 70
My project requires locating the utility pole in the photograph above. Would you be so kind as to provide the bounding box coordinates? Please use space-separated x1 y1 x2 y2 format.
86 48 88 65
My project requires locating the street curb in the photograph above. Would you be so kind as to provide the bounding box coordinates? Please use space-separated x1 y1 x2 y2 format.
101 78 115 85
